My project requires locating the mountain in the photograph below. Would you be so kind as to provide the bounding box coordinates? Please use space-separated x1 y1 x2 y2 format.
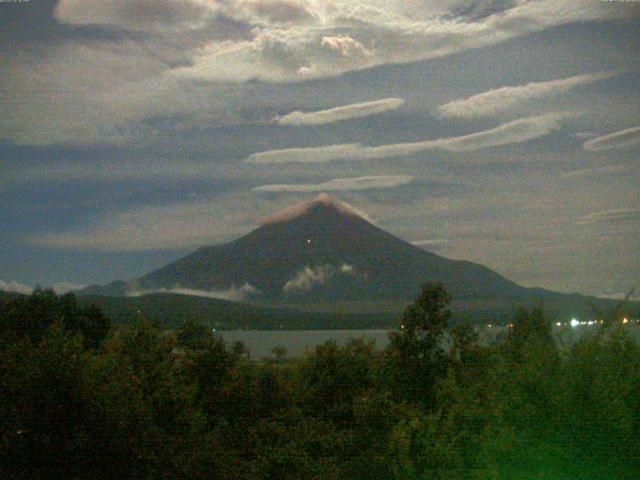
80 194 631 322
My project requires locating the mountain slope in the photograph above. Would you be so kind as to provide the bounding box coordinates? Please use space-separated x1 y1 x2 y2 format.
80 194 632 321
132 195 525 301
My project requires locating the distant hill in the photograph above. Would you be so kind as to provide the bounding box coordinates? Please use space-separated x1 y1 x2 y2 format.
82 293 395 330
1 289 394 330
80 194 636 324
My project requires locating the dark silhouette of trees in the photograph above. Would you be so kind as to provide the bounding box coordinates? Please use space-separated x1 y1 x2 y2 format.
0 289 110 349
387 282 451 406
1 287 639 479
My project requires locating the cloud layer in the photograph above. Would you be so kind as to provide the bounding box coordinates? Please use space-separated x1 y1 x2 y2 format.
253 175 414 192
437 71 613 118
273 98 404 125
2 0 630 146
247 113 567 164
165 0 621 83
583 127 640 151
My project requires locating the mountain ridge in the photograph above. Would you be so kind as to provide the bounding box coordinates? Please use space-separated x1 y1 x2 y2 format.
79 194 633 322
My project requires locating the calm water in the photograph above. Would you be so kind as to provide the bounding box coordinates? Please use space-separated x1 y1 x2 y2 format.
218 324 640 359
218 329 392 358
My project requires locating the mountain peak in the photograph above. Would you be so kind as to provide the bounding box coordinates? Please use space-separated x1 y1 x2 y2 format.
259 193 371 225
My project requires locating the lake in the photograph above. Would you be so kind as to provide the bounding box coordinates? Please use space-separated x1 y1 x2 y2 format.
218 324 640 359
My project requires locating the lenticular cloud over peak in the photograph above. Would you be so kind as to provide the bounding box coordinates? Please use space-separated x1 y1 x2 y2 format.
259 193 372 225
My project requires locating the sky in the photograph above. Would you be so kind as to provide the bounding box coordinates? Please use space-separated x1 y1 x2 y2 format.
0 0 639 299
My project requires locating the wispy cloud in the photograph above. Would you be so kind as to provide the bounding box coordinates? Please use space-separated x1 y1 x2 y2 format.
0 279 33 295
283 264 354 293
273 98 404 126
35 196 261 251
51 282 86 294
437 71 613 118
0 280 84 295
561 164 630 179
598 290 639 301
247 113 567 164
126 283 261 302
578 208 640 225
253 175 413 193
411 239 449 248
583 127 640 151
573 132 598 139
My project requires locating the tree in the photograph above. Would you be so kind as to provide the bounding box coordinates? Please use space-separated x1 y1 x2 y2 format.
176 319 214 350
78 303 111 350
387 283 451 406
0 290 110 349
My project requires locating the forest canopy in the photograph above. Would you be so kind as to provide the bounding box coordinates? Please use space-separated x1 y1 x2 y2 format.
1 286 638 479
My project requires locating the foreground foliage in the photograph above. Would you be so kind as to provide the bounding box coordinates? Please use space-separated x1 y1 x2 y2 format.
1 286 638 479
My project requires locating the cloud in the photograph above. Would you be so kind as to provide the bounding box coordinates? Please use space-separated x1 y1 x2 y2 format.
0 280 84 295
247 144 361 164
411 239 449 248
578 208 640 226
126 283 260 302
583 127 640 151
253 175 414 193
33 193 373 251
561 164 630 179
273 98 404 126
598 290 639 301
51 282 86 294
54 0 213 32
235 0 317 24
247 113 567 164
174 0 623 83
283 264 355 293
320 36 371 58
56 0 318 32
35 196 261 251
0 279 33 295
4 0 627 146
573 132 598 139
437 71 614 118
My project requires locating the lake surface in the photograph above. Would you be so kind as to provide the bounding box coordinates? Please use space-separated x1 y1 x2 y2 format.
218 324 640 359
218 329 393 358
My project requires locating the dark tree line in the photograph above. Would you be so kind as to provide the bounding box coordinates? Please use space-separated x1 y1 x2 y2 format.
1 285 638 479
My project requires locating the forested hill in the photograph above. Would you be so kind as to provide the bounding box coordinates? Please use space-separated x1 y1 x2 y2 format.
1 290 394 330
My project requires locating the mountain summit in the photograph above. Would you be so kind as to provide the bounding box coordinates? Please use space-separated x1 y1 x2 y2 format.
81 195 613 320
259 193 371 225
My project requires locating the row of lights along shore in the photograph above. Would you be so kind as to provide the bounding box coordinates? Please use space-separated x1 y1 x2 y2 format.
483 318 638 329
